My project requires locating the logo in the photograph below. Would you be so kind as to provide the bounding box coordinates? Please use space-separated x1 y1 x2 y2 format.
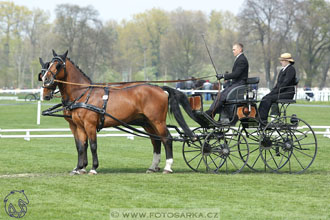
3 190 29 218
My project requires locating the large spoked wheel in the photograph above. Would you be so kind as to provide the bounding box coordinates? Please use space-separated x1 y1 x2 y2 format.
260 116 317 174
202 127 249 174
238 126 266 172
182 127 209 172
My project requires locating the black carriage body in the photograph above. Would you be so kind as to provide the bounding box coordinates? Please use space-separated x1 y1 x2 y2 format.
182 77 317 174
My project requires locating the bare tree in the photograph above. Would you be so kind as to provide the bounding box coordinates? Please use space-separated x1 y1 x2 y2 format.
54 4 101 75
24 9 49 87
239 0 297 88
294 0 330 87
161 9 208 79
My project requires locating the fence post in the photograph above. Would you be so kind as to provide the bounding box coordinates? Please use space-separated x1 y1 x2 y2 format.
24 131 30 141
37 101 41 125
324 128 330 138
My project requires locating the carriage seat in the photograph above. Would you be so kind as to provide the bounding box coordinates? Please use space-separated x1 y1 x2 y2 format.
246 77 260 85
276 78 299 104
226 77 259 104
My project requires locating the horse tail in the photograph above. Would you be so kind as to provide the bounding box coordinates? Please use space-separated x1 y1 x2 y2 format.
161 86 197 137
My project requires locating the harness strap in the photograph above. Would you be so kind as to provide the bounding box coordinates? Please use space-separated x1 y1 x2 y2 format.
85 87 94 104
42 103 72 118
97 87 109 132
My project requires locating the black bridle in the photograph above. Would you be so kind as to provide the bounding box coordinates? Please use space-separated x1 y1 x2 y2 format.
40 56 66 89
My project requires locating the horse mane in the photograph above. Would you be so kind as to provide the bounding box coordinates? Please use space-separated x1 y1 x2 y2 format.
66 57 93 83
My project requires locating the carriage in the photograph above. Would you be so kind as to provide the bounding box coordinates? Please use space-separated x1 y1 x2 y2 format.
39 50 317 175
180 77 317 174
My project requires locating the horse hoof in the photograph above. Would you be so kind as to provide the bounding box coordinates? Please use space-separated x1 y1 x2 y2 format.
70 168 80 175
146 169 155 173
162 169 173 174
146 167 161 173
79 169 87 174
88 170 97 175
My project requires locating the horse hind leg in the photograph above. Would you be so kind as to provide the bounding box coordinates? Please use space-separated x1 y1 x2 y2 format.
152 123 174 174
144 126 161 173
162 131 173 174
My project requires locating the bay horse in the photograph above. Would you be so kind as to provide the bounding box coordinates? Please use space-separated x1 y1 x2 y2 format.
39 50 197 175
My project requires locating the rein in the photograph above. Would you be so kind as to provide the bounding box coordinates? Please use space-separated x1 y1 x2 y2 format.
53 75 215 89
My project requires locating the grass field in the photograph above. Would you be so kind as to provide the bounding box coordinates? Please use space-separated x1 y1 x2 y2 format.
0 100 330 220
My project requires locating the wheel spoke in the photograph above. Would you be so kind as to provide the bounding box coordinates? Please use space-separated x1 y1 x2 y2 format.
189 144 202 149
294 134 308 142
292 147 314 158
249 147 259 154
293 142 316 147
230 148 248 153
207 154 221 167
195 157 203 170
228 156 239 170
228 141 241 150
184 149 201 153
187 152 202 163
291 151 305 170
251 153 261 168
265 150 280 169
229 153 244 160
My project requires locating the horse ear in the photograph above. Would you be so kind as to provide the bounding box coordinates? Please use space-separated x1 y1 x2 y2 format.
63 50 68 59
39 58 44 66
52 49 57 57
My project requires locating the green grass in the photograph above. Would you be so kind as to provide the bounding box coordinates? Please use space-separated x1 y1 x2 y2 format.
0 100 330 219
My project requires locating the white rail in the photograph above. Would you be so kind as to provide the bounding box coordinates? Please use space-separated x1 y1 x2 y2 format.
1 88 330 101
0 126 329 141
0 127 184 141
179 88 330 102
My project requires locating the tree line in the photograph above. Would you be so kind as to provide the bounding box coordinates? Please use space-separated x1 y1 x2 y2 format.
0 0 329 89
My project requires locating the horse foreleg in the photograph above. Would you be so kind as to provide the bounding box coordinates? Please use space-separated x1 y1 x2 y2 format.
70 126 88 175
86 125 98 175
68 122 88 175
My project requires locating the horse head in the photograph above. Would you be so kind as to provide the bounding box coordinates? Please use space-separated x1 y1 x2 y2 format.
39 50 68 100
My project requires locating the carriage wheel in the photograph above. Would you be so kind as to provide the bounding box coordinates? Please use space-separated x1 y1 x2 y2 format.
202 127 249 174
25 93 37 101
182 127 209 172
260 116 317 173
238 127 266 172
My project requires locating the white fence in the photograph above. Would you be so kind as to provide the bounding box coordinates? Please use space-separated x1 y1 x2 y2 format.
1 126 329 141
1 88 330 126
0 88 43 101
1 88 330 102
0 127 182 141
179 88 330 102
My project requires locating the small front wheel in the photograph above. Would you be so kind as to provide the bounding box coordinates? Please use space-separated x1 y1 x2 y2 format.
202 127 249 174
182 127 209 172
